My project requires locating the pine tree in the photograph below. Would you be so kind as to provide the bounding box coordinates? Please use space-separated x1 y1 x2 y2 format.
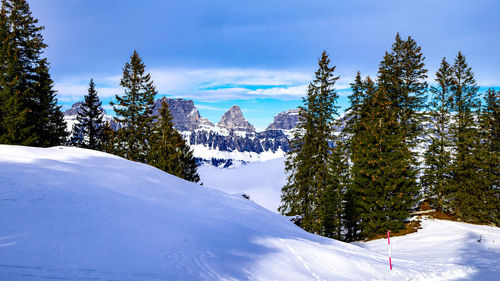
475 89 499 225
343 71 367 241
448 52 482 221
100 121 116 154
0 0 33 144
70 79 105 150
148 98 200 182
32 59 68 146
111 50 156 162
348 77 411 239
0 0 66 146
422 58 453 211
346 34 424 239
279 51 343 237
371 34 423 234
377 33 428 144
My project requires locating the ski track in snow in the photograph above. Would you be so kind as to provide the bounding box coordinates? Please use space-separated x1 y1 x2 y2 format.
279 238 322 281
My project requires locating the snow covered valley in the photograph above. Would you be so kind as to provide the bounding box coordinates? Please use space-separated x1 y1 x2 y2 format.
1 145 499 280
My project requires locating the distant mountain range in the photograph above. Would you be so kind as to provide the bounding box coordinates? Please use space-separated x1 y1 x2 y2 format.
64 99 301 167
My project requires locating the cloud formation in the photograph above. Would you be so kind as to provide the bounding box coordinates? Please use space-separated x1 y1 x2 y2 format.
54 67 364 105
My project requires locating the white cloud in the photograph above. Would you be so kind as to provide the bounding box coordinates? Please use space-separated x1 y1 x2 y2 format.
195 104 228 111
55 67 360 103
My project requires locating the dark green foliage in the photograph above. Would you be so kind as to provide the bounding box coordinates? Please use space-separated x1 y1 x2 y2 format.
343 72 368 241
32 59 68 146
422 58 454 211
69 79 105 150
0 0 66 146
348 77 416 239
279 51 344 238
346 34 424 240
100 121 116 154
477 89 500 225
111 50 156 162
448 52 482 221
320 139 348 239
148 98 200 183
377 33 428 144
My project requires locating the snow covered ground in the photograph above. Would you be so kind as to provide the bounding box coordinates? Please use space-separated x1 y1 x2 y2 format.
359 218 500 280
1 145 499 280
198 158 286 213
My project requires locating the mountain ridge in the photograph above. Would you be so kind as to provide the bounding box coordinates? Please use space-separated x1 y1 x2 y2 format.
64 98 299 166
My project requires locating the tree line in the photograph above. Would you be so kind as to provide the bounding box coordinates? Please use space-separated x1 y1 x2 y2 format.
281 34 499 241
0 0 199 183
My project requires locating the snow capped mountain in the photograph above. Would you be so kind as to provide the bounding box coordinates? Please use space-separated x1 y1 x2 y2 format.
64 99 300 166
1 145 498 280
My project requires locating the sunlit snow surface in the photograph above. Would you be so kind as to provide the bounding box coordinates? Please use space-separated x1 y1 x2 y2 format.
1 145 499 280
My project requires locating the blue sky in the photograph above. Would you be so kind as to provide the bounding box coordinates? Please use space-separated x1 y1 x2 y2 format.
30 0 500 130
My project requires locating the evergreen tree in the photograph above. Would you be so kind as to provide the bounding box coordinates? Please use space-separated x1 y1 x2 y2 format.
148 98 200 182
100 121 116 154
448 52 483 221
347 34 424 239
377 33 428 143
111 50 156 162
279 51 343 237
348 77 412 239
0 0 66 146
343 71 367 241
70 79 105 150
32 59 68 146
475 88 499 225
422 58 453 211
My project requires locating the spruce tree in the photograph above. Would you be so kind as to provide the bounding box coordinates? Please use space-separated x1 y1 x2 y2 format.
346 34 425 239
422 58 453 211
369 34 423 235
377 33 428 144
279 51 343 237
448 52 482 221
148 98 200 182
348 77 412 239
342 71 367 241
111 50 156 162
33 59 68 146
101 121 116 154
474 89 499 225
0 0 66 146
70 79 105 150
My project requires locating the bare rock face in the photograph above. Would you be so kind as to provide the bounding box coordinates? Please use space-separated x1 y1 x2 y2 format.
63 102 85 116
64 101 108 116
217 105 255 133
266 109 300 131
153 98 214 131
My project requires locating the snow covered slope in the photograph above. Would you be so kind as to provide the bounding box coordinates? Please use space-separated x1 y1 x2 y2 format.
198 158 286 213
360 218 500 280
1 145 499 280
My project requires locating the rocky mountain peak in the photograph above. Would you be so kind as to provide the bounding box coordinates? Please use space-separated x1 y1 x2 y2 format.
63 102 84 116
217 105 255 132
153 98 213 131
266 108 300 131
64 101 107 116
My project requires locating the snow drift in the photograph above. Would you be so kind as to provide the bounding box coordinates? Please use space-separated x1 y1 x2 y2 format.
0 145 498 280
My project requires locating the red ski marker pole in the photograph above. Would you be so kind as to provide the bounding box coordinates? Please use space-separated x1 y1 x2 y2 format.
387 231 392 270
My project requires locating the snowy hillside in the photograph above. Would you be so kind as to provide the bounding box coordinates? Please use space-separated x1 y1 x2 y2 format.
198 158 286 212
1 145 499 280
